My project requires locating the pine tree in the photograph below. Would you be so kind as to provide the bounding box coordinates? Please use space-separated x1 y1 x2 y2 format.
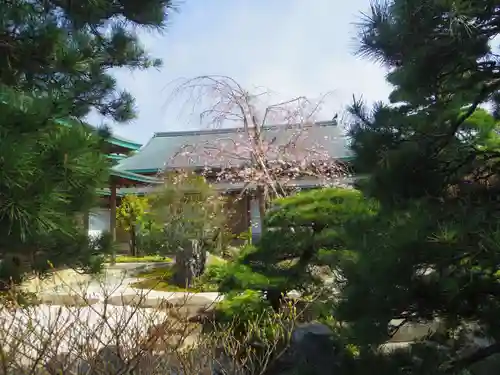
338 1 500 373
220 188 377 310
0 0 174 284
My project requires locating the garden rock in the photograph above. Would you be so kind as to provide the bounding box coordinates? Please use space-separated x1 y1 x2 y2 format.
90 345 127 374
388 318 445 343
266 322 337 375
173 240 206 287
130 353 180 375
213 322 337 375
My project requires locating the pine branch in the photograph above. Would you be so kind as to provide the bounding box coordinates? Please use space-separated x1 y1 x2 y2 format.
440 78 500 146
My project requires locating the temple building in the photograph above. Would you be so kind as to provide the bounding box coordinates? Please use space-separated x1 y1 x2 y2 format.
104 120 352 243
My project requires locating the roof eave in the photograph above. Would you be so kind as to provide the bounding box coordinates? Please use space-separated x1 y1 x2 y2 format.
109 168 162 185
108 138 142 151
120 155 354 174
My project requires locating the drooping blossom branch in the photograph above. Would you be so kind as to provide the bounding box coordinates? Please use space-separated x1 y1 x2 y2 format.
164 76 350 217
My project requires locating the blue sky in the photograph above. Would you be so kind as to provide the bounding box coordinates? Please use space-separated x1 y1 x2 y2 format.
90 0 392 144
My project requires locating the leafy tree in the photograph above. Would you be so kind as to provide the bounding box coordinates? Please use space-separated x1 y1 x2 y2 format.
337 1 500 374
116 195 151 256
0 0 174 283
150 172 227 287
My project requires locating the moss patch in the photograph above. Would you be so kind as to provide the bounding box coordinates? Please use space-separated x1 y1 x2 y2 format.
112 255 173 263
130 265 219 293
207 254 227 266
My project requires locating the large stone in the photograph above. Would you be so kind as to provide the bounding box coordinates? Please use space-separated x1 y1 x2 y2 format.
131 349 213 375
213 322 337 375
173 240 206 287
388 318 445 342
131 353 181 375
291 322 333 343
266 322 337 375
90 345 127 374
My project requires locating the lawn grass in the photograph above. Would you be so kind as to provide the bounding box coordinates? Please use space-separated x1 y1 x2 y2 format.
130 254 225 292
111 255 173 263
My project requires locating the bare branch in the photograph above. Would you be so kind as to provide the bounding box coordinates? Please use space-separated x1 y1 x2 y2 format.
0 267 301 375
163 76 349 210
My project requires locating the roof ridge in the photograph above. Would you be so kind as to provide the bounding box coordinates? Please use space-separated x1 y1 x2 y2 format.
154 120 337 138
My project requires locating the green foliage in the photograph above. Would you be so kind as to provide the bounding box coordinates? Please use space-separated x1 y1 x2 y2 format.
217 262 277 293
0 0 173 122
136 230 170 255
116 195 151 233
149 172 228 253
211 290 297 375
136 218 170 254
116 195 152 255
214 290 275 338
84 231 116 273
234 188 377 294
43 230 114 273
0 230 113 288
0 109 109 246
0 256 25 289
0 0 174 284
200 262 228 284
216 290 271 322
89 230 115 255
339 0 500 373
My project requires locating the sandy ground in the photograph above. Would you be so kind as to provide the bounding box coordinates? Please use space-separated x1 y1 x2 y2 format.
3 264 222 366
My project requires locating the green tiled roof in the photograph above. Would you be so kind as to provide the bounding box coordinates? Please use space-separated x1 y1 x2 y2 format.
107 133 142 150
97 186 154 197
97 175 361 197
109 168 162 184
106 154 126 161
115 121 351 174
